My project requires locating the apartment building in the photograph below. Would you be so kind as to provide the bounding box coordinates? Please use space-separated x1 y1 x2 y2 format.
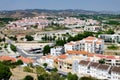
98 34 120 43
64 36 104 54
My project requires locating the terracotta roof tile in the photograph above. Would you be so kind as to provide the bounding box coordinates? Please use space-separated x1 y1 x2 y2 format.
0 56 16 62
105 55 116 59
58 54 67 59
111 66 120 74
79 60 90 66
67 50 89 55
97 64 110 71
17 56 34 64
89 62 100 68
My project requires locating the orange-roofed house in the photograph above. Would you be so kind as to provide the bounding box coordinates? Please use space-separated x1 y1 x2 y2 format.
64 36 104 54
0 56 16 62
17 56 34 66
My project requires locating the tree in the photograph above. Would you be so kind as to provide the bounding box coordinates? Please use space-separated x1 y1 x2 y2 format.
0 38 2 42
56 39 66 46
37 75 45 80
25 35 34 41
36 66 46 74
43 45 51 55
43 63 48 68
37 72 50 80
28 63 34 68
105 29 114 34
99 59 105 64
2 37 6 42
4 43 8 48
15 60 23 65
51 68 58 72
10 44 17 52
79 76 97 80
50 72 61 80
107 45 119 50
9 36 17 41
0 47 2 50
23 75 34 80
67 72 78 80
0 63 12 80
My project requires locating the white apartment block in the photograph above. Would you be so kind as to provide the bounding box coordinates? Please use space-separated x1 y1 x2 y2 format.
64 36 104 54
98 34 120 43
50 46 64 56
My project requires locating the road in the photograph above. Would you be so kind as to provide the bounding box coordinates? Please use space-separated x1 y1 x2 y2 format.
5 36 43 61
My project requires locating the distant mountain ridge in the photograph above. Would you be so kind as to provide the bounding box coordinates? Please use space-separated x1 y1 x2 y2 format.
0 9 119 18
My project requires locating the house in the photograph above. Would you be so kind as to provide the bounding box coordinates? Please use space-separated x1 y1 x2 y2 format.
50 46 64 56
88 62 100 78
96 64 111 79
78 60 90 75
111 66 120 80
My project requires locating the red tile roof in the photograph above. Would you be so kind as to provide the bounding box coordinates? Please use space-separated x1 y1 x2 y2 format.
95 54 106 58
67 50 89 55
17 56 34 64
58 54 68 59
105 55 116 59
84 36 96 40
0 56 16 62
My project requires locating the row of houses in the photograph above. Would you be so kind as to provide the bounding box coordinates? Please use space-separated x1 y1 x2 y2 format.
38 50 120 80
0 55 35 66
78 60 120 80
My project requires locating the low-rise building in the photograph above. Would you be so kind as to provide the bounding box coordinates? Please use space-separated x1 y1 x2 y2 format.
50 46 64 56
111 66 120 80
88 62 100 78
78 60 90 75
96 64 111 79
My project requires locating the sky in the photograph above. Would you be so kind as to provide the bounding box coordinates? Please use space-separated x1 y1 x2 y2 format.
0 0 120 11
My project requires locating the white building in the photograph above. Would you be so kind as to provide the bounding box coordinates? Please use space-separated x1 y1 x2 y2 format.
78 60 90 75
111 66 120 80
96 64 111 80
37 55 57 68
84 26 102 32
64 36 104 54
88 62 100 78
98 34 120 43
50 46 64 56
